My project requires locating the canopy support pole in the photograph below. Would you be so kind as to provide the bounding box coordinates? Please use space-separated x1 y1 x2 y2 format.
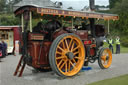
108 20 110 34
21 14 24 32
61 17 63 27
30 11 32 32
72 17 74 29
90 18 95 37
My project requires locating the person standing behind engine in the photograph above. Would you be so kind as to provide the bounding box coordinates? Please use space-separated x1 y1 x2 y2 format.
1 40 7 57
108 37 114 53
115 36 120 54
0 41 3 58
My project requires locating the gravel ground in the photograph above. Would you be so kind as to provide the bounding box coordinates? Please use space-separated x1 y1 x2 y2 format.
0 54 128 85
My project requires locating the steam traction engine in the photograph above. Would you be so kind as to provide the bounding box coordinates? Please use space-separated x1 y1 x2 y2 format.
13 5 118 77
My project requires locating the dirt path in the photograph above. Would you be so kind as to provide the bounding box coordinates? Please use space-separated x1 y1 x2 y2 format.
0 54 128 85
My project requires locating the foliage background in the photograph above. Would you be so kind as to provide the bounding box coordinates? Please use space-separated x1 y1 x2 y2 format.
109 0 128 47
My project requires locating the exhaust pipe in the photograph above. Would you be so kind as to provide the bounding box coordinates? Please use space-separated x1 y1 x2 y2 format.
89 0 96 37
89 0 95 11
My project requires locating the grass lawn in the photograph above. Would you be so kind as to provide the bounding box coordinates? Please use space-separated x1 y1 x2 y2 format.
120 45 128 53
88 74 128 85
103 42 128 53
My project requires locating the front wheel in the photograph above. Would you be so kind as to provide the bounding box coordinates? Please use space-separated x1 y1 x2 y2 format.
49 33 85 77
98 48 112 69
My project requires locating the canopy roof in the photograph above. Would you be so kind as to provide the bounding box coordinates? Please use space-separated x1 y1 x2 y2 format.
14 5 119 20
14 0 56 11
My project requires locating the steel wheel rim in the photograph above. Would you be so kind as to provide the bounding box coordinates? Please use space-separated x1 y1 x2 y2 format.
101 49 112 68
55 35 85 76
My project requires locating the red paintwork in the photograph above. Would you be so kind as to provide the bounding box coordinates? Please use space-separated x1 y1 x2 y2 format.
0 26 21 53
90 48 95 56
52 29 68 40
27 29 95 68
13 27 22 53
73 30 88 40
28 33 44 41
53 29 88 40
27 30 68 68
13 27 21 41
91 44 96 48
27 41 51 68
84 40 92 45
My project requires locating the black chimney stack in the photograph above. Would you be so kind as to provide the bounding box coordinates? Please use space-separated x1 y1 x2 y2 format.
89 0 96 37
89 0 95 11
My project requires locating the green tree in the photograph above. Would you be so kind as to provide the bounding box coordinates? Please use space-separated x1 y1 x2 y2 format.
110 0 128 46
109 0 121 9
0 14 20 25
0 0 7 12
7 0 22 13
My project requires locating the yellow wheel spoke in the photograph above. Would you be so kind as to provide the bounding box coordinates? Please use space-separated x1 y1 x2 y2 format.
101 55 107 65
102 59 106 64
69 39 73 49
56 56 65 60
68 61 71 72
56 51 62 55
65 61 68 73
62 41 65 49
103 51 108 56
101 55 106 61
104 53 108 56
72 59 77 64
73 45 80 52
69 60 77 70
58 46 65 53
74 57 82 60
65 39 69 51
103 61 106 64
73 51 79 55
71 42 75 52
104 50 107 54
57 59 63 67
60 60 67 69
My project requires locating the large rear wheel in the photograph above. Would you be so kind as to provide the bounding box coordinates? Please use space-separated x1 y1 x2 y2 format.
98 48 112 69
49 33 85 77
